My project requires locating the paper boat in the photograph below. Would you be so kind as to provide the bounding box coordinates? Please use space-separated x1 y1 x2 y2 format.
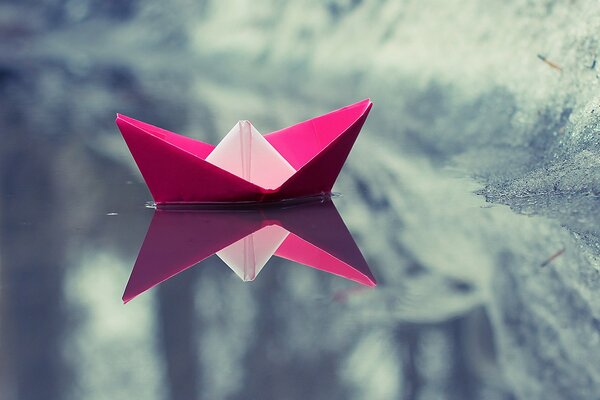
123 199 376 302
116 99 373 205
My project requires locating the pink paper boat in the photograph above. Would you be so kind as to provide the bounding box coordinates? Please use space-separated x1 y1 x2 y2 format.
116 99 373 205
123 199 376 303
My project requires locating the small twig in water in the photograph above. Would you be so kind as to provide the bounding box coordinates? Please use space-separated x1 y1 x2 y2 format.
537 54 562 71
540 248 565 267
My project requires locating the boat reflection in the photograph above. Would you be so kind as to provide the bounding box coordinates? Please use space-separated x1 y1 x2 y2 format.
123 199 376 302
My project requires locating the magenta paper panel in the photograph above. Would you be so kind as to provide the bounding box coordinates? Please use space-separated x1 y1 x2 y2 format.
275 234 375 287
265 99 372 170
122 210 264 303
272 200 375 285
116 114 215 159
275 104 372 198
117 117 264 203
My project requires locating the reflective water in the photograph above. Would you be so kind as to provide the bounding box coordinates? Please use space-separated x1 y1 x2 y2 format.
0 145 519 400
2 5 600 399
5 88 600 400
124 199 376 303
0 149 506 400
4 94 599 400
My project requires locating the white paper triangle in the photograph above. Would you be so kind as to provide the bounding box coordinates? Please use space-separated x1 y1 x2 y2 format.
205 121 296 189
216 225 290 281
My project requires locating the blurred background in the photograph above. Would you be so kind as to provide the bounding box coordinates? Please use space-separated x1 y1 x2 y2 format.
1 1 600 399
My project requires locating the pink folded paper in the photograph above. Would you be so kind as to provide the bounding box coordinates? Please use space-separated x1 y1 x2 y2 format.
116 99 373 204
123 199 376 303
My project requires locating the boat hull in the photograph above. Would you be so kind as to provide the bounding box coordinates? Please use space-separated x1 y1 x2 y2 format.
116 99 372 204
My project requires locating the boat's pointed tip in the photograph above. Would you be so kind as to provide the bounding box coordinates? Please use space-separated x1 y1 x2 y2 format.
115 113 128 125
115 114 142 133
116 113 135 122
122 292 136 304
356 273 377 287
354 98 373 111
116 113 141 125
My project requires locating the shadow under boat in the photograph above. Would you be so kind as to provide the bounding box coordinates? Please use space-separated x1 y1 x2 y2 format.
123 199 376 303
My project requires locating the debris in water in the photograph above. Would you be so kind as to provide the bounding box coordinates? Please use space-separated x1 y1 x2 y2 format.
540 248 565 267
537 54 562 71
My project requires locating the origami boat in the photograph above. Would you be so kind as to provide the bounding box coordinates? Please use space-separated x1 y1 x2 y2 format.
123 199 376 302
116 99 372 205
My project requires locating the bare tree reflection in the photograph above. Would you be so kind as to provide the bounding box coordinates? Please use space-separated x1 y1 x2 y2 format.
156 269 200 400
1 143 67 400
